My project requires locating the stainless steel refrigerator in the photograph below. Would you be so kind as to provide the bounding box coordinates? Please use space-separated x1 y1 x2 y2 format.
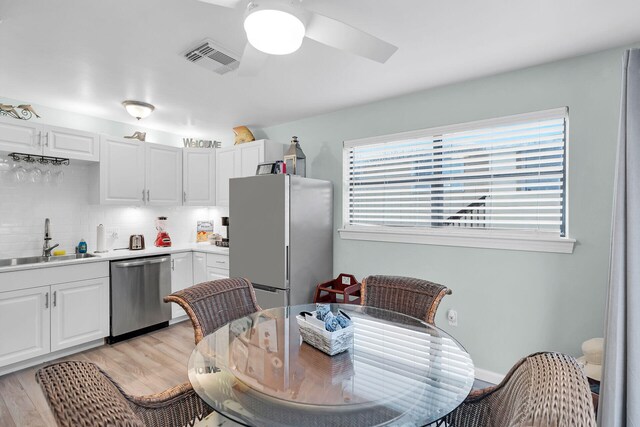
229 174 333 309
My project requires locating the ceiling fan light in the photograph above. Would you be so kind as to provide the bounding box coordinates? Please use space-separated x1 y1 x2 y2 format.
244 9 305 55
122 100 155 120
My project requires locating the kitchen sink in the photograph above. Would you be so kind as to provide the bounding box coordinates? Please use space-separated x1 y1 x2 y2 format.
0 253 98 267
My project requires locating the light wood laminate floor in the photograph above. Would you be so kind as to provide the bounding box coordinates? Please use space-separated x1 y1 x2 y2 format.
0 320 494 427
0 321 196 427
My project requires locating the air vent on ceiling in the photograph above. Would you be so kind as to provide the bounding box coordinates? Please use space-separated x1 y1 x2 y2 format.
183 39 240 75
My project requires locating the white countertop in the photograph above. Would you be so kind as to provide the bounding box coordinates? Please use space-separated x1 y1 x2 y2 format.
0 243 229 273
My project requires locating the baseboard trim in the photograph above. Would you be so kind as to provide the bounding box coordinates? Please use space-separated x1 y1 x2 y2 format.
475 367 505 385
0 339 104 377
169 315 188 325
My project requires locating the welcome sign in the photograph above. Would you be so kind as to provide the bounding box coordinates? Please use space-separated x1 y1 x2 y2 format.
183 138 222 148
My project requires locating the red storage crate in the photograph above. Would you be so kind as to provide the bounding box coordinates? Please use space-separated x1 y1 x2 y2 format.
313 274 361 304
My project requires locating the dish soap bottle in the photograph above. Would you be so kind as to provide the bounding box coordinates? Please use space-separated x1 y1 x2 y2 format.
78 238 87 254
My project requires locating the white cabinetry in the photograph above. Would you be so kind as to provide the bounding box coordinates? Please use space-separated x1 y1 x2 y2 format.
44 125 99 161
193 252 208 285
238 142 264 177
50 278 109 352
0 262 110 374
215 147 237 207
215 140 285 206
170 253 193 319
0 118 41 155
0 286 50 367
146 143 183 205
99 136 146 205
183 149 216 206
98 137 182 206
206 253 229 281
0 117 99 161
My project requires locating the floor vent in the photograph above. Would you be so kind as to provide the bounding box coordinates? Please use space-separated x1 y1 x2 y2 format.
183 39 240 75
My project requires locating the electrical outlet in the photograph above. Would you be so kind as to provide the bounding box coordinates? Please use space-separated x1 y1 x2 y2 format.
106 227 119 239
447 309 458 326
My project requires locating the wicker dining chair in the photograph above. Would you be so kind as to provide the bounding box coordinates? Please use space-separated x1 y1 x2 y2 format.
444 352 597 427
361 275 451 325
36 360 211 427
164 277 261 344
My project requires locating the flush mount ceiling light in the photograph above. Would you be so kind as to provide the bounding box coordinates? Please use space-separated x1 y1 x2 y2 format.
243 4 305 55
122 100 155 120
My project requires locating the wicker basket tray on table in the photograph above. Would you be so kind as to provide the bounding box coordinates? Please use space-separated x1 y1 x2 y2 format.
296 311 354 356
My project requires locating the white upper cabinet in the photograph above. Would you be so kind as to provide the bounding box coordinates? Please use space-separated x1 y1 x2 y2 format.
145 143 182 206
0 117 42 155
99 136 146 205
44 125 99 161
0 117 100 161
98 138 182 206
239 142 264 177
183 149 215 206
50 278 109 352
216 147 238 207
215 140 286 206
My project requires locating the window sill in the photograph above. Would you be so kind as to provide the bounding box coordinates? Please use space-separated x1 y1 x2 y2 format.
338 227 575 254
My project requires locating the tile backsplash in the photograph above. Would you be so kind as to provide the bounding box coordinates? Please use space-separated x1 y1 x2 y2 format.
0 160 228 258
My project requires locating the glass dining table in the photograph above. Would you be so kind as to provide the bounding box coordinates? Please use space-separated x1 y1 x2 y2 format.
189 304 474 427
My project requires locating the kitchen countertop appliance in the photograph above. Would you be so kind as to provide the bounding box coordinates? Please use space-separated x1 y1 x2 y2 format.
229 175 333 309
109 255 171 342
128 234 145 250
154 216 172 247
216 217 230 247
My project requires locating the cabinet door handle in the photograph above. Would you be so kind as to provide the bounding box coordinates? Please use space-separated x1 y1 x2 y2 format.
147 190 150 203
45 292 49 309
183 191 187 203
53 291 57 307
142 189 146 203
171 259 175 271
215 260 226 264
36 131 42 148
44 133 50 147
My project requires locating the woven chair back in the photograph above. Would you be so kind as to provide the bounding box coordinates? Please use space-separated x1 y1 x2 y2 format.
164 277 261 344
361 275 450 325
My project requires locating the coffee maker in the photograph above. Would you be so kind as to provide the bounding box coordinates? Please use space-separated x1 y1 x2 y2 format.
216 217 229 247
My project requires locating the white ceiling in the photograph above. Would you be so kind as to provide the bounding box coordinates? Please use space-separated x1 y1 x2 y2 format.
1 0 639 140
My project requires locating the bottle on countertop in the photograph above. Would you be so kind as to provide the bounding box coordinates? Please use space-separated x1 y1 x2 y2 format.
78 238 87 254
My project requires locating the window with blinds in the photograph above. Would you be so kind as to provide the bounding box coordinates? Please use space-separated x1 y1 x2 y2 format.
343 108 568 237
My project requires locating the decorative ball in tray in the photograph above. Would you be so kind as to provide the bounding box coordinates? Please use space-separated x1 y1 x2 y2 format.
296 304 354 356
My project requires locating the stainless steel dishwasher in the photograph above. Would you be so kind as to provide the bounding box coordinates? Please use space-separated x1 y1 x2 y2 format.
109 255 172 342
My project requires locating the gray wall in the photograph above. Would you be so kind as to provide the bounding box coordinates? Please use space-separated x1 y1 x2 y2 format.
261 45 626 374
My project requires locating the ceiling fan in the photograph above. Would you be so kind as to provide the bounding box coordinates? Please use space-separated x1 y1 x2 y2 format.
196 0 398 75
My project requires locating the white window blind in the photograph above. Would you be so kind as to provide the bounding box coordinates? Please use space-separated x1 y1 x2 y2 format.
343 108 568 236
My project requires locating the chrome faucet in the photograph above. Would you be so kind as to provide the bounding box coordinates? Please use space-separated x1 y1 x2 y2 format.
43 218 59 257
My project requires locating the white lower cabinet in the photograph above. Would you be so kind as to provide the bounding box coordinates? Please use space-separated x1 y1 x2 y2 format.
0 262 110 372
171 253 193 319
207 268 229 281
0 286 50 367
50 278 109 352
193 252 208 285
206 252 229 281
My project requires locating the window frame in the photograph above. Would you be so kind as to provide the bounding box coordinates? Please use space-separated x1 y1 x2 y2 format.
339 108 575 254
